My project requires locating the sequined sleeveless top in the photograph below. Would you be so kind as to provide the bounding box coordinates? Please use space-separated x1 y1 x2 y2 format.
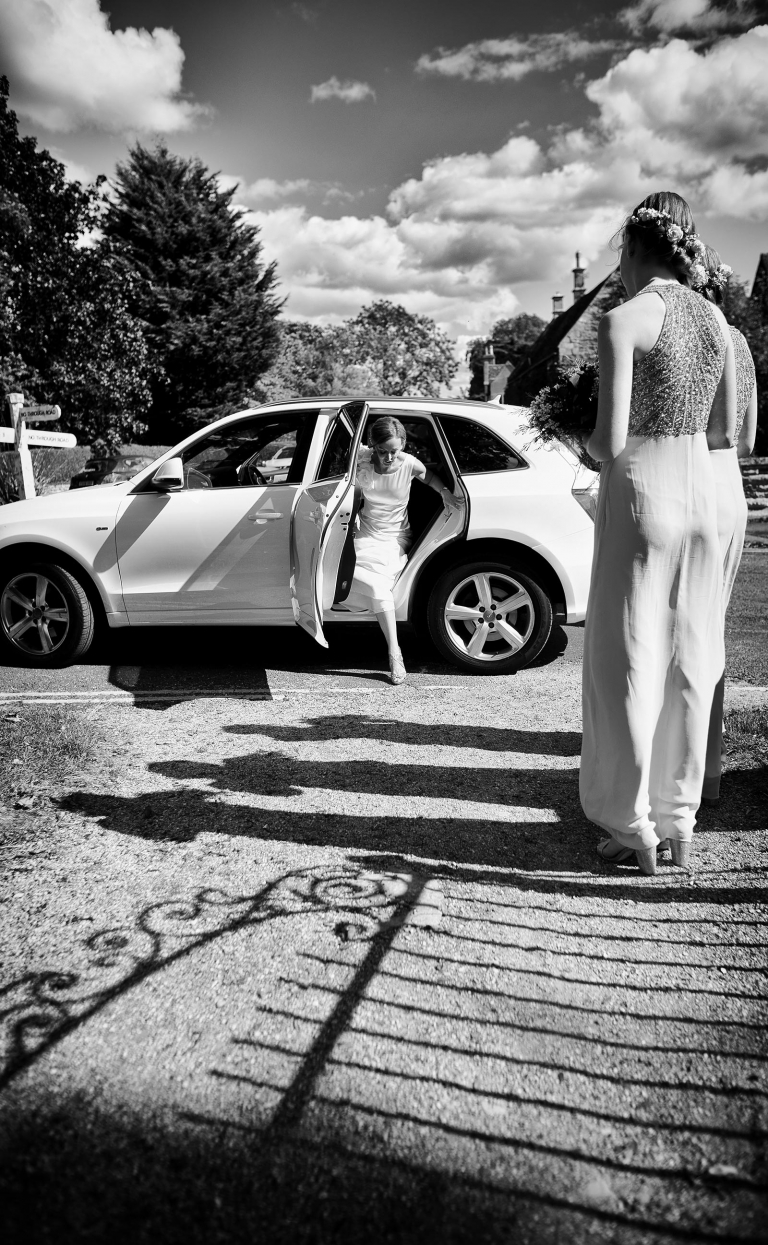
627 282 726 438
730 325 755 437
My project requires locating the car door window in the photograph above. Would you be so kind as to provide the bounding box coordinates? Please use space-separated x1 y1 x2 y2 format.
438 416 526 474
362 410 452 478
178 410 317 490
314 402 366 481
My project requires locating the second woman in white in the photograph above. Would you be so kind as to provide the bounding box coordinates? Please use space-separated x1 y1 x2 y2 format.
699 247 758 804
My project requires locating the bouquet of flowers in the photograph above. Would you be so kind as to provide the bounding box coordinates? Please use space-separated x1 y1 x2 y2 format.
527 361 600 471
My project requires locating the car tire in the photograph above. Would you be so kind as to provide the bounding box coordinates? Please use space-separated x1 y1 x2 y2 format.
427 560 553 674
0 561 96 667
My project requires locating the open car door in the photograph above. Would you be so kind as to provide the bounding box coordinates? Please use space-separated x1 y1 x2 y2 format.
290 402 368 647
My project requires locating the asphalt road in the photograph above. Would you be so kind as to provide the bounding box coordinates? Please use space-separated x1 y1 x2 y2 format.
0 552 765 704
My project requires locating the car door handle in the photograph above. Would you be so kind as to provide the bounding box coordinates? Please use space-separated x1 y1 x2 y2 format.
248 512 283 523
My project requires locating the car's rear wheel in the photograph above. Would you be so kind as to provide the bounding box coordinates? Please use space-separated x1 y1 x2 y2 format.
0 562 95 666
427 560 553 673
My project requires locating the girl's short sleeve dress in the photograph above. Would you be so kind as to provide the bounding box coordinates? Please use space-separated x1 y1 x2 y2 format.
345 451 420 612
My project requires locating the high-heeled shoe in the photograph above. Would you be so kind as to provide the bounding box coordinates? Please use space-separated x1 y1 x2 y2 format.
635 847 657 876
388 650 406 685
670 840 692 869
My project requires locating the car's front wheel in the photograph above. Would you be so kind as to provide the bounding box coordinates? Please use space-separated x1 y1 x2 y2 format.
427 560 553 673
0 562 96 666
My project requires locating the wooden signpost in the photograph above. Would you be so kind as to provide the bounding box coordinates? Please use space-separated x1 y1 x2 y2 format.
2 393 78 499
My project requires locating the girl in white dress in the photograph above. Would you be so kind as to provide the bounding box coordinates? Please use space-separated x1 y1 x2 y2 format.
339 416 458 684
700 248 758 804
580 192 736 875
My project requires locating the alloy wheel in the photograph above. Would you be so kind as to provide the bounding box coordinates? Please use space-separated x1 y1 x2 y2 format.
443 571 535 663
1 573 71 657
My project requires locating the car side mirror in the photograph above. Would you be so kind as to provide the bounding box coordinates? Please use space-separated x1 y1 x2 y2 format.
151 457 184 491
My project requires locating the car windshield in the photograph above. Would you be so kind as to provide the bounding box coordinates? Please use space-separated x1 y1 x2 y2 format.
116 457 152 470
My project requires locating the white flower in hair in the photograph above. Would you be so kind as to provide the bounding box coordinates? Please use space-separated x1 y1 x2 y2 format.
690 262 708 289
666 224 684 243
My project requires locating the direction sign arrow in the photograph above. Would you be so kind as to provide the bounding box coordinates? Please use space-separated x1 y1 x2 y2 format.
0 427 77 448
21 405 61 422
26 431 77 449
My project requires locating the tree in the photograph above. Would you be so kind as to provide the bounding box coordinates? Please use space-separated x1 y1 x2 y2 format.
467 313 547 399
722 275 768 455
103 144 282 440
0 77 151 450
258 302 459 401
256 321 337 401
338 301 458 397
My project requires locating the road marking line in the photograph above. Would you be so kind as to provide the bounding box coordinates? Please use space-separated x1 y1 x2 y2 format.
0 685 457 705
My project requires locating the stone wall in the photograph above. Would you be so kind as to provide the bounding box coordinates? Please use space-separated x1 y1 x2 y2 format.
558 269 625 363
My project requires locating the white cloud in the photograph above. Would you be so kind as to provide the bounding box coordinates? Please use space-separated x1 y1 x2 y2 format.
310 77 375 103
587 26 768 165
221 176 314 204
247 25 768 342
246 203 525 338
621 0 757 34
0 0 205 133
416 33 622 82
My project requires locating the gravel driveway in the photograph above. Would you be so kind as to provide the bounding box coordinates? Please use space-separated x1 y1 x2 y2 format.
1 637 766 1245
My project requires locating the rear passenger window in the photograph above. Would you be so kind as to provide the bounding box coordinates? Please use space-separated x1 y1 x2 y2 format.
439 416 526 474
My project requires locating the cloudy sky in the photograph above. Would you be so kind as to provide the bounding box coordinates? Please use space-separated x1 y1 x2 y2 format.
2 0 767 355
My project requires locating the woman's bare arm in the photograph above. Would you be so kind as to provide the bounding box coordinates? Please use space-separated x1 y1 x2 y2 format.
706 305 737 450
738 382 758 458
587 307 635 462
423 465 461 509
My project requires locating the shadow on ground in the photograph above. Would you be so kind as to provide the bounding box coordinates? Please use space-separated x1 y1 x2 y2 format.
1 865 766 1245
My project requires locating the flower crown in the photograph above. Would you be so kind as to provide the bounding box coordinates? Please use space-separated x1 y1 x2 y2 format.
628 206 706 261
704 262 732 293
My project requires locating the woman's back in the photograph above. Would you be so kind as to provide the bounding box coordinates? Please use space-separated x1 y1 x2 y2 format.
628 283 726 439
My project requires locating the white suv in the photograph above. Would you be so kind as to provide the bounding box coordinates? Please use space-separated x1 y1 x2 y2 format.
0 398 598 673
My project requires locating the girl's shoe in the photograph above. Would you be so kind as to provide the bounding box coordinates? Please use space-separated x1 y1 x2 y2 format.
389 651 406 685
598 838 657 876
670 840 692 869
597 839 634 864
636 847 657 876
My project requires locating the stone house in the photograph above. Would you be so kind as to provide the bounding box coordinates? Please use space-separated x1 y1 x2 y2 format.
505 255 625 406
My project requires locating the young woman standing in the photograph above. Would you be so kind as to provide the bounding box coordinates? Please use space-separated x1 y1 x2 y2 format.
580 192 736 874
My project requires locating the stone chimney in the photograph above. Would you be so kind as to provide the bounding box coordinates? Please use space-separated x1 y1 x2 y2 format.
551 292 564 318
573 252 586 303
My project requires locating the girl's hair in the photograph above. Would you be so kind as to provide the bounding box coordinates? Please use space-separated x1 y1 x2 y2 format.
701 244 723 305
699 243 733 306
368 416 407 447
615 191 701 286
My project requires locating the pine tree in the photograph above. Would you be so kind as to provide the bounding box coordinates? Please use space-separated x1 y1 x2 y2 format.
0 77 150 449
103 144 282 440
